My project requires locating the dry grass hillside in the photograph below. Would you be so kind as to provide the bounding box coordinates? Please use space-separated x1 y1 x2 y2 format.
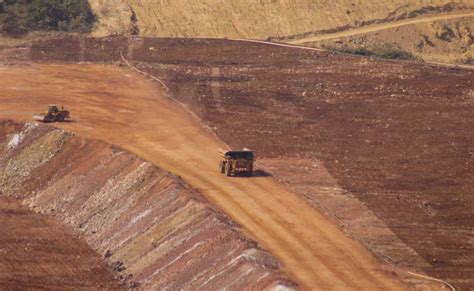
310 16 474 64
89 0 469 38
87 0 473 64
88 0 133 36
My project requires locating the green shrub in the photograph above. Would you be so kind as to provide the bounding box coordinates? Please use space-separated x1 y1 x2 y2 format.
353 47 372 56
329 44 416 60
436 25 456 42
1 0 95 34
27 0 95 32
2 14 28 35
377 47 416 60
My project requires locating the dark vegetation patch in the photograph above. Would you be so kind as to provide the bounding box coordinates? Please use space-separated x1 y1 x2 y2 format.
0 0 94 35
464 57 474 65
436 24 457 42
417 34 436 50
324 44 417 60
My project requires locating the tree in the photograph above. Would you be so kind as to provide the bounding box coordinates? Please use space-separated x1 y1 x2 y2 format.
27 0 94 32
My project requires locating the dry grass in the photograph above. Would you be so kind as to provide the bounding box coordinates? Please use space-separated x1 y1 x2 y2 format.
85 0 472 65
88 0 464 38
88 0 132 36
313 16 474 65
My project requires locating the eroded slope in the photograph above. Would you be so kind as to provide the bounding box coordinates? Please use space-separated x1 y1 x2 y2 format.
0 120 293 290
0 197 120 289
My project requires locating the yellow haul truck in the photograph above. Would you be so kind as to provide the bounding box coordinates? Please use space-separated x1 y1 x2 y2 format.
219 149 255 177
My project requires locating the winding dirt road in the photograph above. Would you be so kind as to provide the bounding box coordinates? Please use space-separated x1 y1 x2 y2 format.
287 11 474 44
0 64 407 290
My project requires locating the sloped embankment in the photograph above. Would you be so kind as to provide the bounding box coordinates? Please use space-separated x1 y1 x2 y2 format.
0 197 120 289
0 120 294 290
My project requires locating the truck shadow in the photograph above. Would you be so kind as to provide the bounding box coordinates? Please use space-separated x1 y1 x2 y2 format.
233 169 272 178
36 119 76 124
253 169 272 177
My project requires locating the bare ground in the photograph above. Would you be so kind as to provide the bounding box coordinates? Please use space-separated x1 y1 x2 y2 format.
0 62 407 290
0 120 292 290
0 197 120 289
2 35 473 289
116 38 473 289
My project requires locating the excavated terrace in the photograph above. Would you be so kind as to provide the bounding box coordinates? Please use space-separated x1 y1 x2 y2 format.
0 120 293 290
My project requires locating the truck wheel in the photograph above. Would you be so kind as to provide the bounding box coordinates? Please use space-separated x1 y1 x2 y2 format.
226 163 232 176
219 161 225 174
248 165 253 177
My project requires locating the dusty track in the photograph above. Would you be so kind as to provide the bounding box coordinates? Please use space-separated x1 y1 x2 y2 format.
287 11 474 44
0 64 406 290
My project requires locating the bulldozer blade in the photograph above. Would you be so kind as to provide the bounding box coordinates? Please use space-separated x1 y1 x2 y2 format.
33 115 46 122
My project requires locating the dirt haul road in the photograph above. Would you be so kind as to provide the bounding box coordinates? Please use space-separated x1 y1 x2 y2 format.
0 64 406 290
287 11 474 44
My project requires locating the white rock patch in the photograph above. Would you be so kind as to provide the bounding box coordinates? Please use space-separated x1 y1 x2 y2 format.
7 133 23 150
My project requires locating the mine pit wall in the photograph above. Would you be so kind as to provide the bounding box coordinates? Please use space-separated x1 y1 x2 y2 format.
0 120 295 290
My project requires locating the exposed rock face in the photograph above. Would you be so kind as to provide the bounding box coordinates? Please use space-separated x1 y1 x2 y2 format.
0 120 294 290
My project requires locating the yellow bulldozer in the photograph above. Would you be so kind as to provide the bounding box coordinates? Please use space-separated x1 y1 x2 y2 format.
219 149 255 177
33 105 70 123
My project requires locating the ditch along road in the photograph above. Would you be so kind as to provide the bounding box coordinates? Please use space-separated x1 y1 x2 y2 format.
286 11 474 44
0 63 407 290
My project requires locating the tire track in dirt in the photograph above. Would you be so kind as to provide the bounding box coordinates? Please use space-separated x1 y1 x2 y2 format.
182 169 391 290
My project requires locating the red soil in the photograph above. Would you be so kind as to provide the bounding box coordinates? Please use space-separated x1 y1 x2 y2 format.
0 120 293 290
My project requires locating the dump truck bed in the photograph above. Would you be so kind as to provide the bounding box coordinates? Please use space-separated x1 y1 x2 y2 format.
222 151 254 160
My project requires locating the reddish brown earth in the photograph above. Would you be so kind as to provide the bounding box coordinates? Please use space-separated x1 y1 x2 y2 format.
2 36 472 289
0 120 293 290
124 38 474 290
22 36 474 289
0 196 120 290
0 61 408 290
